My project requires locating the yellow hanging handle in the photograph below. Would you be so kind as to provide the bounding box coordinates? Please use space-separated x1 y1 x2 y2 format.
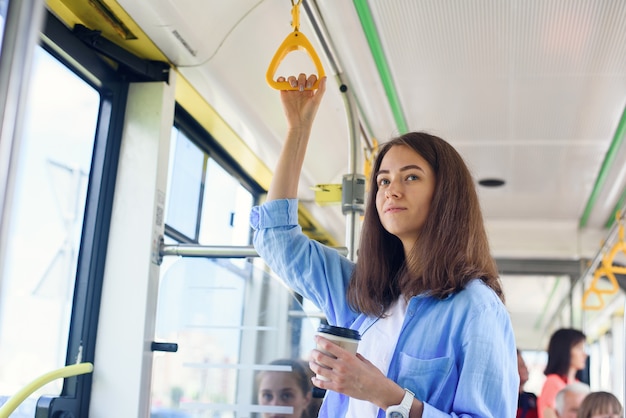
0 362 93 418
582 211 626 310
266 0 325 90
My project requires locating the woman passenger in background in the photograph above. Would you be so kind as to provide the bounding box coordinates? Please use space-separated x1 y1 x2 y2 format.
538 328 587 418
257 358 313 418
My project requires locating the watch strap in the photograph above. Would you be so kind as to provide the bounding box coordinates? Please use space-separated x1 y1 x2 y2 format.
385 388 415 418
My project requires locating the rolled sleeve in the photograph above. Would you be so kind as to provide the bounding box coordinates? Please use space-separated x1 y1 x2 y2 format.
250 199 299 229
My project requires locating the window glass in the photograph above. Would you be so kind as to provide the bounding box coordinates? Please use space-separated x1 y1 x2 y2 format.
199 158 252 246
0 46 99 413
164 125 254 246
150 258 318 417
165 128 204 240
154 114 320 416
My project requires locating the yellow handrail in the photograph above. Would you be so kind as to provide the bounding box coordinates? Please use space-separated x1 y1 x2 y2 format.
0 362 93 418
583 211 626 310
266 0 325 90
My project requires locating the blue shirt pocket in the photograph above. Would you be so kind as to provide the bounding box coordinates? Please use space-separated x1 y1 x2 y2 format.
396 352 457 410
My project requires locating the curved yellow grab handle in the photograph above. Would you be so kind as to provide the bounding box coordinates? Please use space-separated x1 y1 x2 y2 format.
0 362 93 418
266 30 325 91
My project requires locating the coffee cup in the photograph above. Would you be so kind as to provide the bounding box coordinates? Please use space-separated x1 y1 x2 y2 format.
314 324 361 381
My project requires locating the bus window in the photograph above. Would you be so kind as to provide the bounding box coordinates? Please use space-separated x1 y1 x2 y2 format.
164 126 253 247
153 115 319 416
151 257 318 417
165 128 205 241
0 45 99 412
199 158 253 247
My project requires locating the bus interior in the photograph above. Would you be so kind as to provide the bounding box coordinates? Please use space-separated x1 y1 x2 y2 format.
0 0 625 416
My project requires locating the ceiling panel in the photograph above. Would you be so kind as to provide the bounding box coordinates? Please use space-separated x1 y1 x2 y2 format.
331 0 626 237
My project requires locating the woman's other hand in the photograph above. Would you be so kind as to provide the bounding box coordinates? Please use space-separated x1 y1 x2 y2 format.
310 335 402 409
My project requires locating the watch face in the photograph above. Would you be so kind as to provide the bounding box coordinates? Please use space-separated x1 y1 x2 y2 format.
389 412 405 418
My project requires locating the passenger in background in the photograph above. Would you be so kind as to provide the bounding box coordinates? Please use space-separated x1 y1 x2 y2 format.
251 73 518 417
256 358 313 418
538 328 588 418
518 349 538 418
554 382 590 418
576 391 623 418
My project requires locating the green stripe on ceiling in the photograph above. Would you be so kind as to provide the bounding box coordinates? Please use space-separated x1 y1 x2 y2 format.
579 105 626 228
353 0 408 134
606 187 626 228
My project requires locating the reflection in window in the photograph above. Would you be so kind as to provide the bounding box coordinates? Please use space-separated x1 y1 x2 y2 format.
152 258 245 416
0 46 99 410
151 258 319 417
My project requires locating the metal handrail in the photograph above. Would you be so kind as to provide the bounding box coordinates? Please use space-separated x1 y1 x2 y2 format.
159 243 348 260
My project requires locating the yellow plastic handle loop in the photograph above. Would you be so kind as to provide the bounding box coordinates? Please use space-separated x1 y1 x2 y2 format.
0 362 93 418
582 287 603 310
582 215 626 310
266 31 325 91
266 1 325 90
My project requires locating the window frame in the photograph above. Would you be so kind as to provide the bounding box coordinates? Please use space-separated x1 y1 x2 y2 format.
34 10 129 417
165 104 264 245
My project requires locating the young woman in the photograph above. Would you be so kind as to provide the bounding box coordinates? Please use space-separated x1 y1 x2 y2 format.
257 359 313 418
538 328 588 418
250 74 518 417
576 391 623 418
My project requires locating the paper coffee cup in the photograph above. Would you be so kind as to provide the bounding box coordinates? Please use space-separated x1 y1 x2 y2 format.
315 324 361 381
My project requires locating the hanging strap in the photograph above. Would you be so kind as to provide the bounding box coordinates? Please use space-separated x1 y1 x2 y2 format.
582 211 626 310
266 0 325 90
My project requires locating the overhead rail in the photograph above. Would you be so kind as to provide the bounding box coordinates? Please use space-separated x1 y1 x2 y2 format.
0 363 93 418
300 0 372 260
302 1 376 155
266 0 325 91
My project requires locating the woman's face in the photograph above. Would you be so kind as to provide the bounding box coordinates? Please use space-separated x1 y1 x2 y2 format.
375 145 435 251
570 340 588 371
258 372 310 418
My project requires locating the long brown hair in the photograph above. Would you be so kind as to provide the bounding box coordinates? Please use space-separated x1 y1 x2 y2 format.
544 328 586 378
347 132 503 316
577 391 623 418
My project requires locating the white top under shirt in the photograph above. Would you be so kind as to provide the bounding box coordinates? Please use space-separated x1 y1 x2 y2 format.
345 296 408 417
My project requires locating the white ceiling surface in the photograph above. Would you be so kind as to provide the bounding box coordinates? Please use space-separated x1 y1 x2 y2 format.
317 0 626 257
116 0 626 350
501 275 572 351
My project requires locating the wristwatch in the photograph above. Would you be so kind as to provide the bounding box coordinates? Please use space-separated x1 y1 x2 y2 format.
385 388 415 418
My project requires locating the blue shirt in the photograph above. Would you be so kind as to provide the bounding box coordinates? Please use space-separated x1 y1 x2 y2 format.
250 199 519 418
